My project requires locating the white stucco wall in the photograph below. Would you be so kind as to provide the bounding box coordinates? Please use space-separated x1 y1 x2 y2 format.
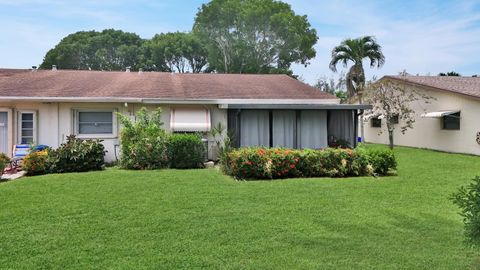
363 85 480 155
0 102 228 162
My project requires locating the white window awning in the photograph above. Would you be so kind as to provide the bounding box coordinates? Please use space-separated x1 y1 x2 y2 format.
170 108 211 132
421 110 460 118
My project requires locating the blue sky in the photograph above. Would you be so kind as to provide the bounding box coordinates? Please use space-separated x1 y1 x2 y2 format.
1 0 479 84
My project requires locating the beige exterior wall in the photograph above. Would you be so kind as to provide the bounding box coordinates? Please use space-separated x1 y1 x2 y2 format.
363 85 480 155
0 101 227 162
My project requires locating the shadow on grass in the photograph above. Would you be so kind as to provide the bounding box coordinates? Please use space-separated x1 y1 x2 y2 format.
281 210 477 268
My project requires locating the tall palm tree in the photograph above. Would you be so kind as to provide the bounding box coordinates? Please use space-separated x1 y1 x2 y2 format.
329 36 385 141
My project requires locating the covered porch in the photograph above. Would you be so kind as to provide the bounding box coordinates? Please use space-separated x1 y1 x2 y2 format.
221 104 371 149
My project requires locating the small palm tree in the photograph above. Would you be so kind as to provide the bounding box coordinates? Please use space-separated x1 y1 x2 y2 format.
329 36 385 140
330 36 385 99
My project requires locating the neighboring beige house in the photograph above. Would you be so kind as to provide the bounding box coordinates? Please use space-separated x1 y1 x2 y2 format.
364 75 480 155
0 68 369 162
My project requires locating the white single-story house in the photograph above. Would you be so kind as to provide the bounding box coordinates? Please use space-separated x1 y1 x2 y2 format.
0 68 369 162
365 75 480 155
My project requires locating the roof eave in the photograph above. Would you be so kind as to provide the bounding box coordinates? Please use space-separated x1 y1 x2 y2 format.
0 96 341 105
220 104 372 110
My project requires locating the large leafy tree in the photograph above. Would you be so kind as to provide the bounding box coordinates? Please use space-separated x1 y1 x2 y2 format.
314 74 347 103
329 36 385 140
145 32 209 73
193 0 318 74
40 29 145 71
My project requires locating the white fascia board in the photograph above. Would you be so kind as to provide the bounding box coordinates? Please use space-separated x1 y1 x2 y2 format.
143 98 340 105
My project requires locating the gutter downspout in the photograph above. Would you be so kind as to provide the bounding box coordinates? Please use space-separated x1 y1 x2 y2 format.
57 102 61 146
354 109 364 147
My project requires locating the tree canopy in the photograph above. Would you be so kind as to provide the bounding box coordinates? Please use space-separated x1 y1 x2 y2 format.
314 75 347 103
329 36 385 100
193 0 318 74
40 0 318 75
145 32 209 73
438 71 461 76
40 29 145 71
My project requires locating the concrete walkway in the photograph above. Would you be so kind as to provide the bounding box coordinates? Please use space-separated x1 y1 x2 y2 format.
1 171 27 181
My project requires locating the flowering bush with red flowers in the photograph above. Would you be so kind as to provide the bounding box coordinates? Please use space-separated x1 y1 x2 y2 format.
224 147 395 180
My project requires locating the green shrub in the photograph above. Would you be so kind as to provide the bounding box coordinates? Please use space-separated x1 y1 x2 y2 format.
225 147 394 180
451 176 480 245
22 150 49 175
209 123 234 173
117 107 169 169
269 148 302 178
167 133 205 169
366 148 397 175
349 147 373 176
226 148 313 179
298 148 370 178
225 148 272 179
0 153 10 174
48 135 106 173
226 148 302 179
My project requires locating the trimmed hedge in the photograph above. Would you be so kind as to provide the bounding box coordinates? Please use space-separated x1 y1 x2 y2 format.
224 147 396 180
167 133 205 169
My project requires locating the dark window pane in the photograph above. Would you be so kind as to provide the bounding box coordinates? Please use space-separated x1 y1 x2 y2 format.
442 112 460 130
371 118 382 128
391 115 399 124
22 121 33 129
21 129 33 137
22 113 33 121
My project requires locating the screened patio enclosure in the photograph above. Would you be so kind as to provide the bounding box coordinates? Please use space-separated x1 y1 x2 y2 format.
225 104 371 149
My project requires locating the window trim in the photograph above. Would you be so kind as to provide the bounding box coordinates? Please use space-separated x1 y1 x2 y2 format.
17 110 37 145
73 108 117 138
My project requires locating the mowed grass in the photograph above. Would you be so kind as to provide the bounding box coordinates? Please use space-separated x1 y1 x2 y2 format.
1 146 480 269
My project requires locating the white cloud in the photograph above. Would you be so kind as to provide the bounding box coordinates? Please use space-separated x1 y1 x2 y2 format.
0 0 189 68
290 0 480 84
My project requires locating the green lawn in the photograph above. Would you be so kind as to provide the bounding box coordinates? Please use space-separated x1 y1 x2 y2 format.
1 146 480 269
